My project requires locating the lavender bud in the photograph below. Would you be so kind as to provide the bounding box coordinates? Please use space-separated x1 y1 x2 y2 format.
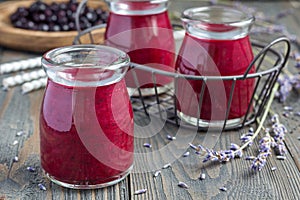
16 131 25 137
276 155 286 160
143 143 152 148
27 166 36 172
183 152 190 157
178 181 189 189
162 163 171 169
283 106 293 111
153 170 161 177
219 187 227 192
271 167 277 171
167 135 176 141
235 150 243 158
245 156 256 160
199 173 206 180
230 143 240 151
13 156 19 162
134 189 147 195
189 143 200 151
38 183 46 191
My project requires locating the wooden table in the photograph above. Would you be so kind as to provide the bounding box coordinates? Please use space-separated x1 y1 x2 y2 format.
0 1 300 199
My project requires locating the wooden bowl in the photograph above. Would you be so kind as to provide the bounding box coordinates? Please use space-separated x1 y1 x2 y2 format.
0 0 107 53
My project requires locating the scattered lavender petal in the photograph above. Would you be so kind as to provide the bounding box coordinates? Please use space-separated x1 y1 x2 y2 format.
143 143 152 148
219 187 227 192
27 166 36 172
38 183 46 191
245 156 256 160
249 127 254 133
167 135 176 141
295 112 300 117
13 156 19 162
283 106 293 111
276 155 286 160
153 170 161 177
178 181 189 189
282 112 290 118
162 163 171 169
16 131 25 137
183 152 190 157
12 140 19 146
134 189 147 195
271 167 277 171
199 173 206 180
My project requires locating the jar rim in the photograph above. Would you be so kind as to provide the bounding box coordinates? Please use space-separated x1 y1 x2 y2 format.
181 5 254 27
42 44 130 71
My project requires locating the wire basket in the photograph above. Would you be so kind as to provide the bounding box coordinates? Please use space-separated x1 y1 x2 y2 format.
73 21 290 131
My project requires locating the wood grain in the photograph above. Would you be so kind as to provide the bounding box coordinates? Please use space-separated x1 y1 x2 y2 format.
0 1 300 200
0 0 107 53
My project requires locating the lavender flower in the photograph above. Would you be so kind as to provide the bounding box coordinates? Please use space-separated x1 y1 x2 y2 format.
276 74 300 102
251 129 273 171
240 128 254 147
250 152 270 171
251 115 287 171
276 75 293 102
271 116 288 156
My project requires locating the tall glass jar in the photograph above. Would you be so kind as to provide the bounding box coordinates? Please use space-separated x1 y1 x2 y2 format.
175 6 255 128
40 45 134 189
105 0 175 96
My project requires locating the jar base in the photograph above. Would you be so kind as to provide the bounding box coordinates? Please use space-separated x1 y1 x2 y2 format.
127 82 172 97
178 111 244 129
46 165 133 189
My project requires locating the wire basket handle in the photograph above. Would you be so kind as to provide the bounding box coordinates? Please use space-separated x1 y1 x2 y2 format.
243 37 291 79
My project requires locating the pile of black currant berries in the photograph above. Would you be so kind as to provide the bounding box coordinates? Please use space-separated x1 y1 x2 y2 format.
10 0 108 32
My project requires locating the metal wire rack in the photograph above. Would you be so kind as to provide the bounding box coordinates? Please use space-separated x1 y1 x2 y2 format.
72 4 290 131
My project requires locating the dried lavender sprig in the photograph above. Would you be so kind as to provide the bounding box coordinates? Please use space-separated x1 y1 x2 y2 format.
271 115 288 156
0 57 41 74
241 83 279 155
21 77 47 94
192 84 278 167
2 69 46 89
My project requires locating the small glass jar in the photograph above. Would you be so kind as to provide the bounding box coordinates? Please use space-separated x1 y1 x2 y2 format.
40 45 134 189
175 6 255 128
105 0 175 96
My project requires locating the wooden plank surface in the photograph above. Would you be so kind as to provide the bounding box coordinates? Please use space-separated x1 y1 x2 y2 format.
0 0 300 200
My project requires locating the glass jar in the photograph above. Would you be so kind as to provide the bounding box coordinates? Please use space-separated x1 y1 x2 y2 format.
175 6 255 128
40 45 134 189
105 0 175 96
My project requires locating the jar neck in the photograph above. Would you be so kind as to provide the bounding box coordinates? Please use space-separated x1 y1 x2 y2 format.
107 0 169 15
42 45 129 87
182 6 254 40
